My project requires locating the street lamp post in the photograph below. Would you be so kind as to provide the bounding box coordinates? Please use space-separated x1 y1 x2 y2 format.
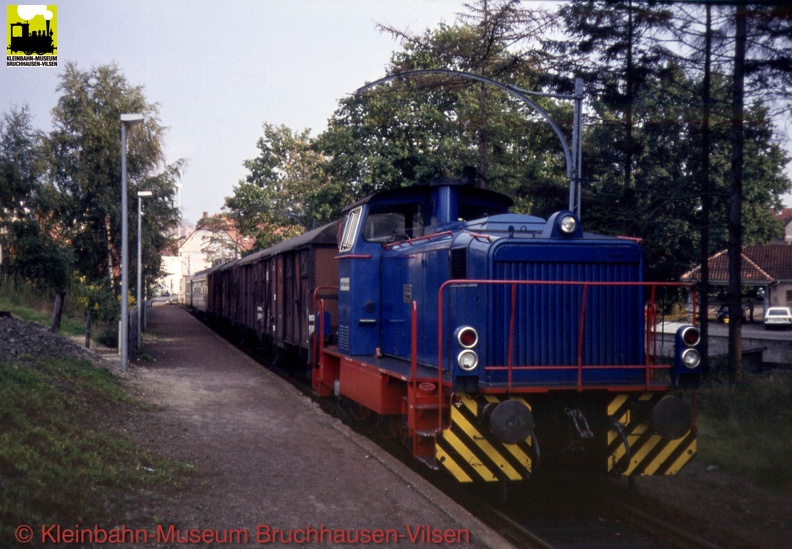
120 113 144 371
137 190 153 350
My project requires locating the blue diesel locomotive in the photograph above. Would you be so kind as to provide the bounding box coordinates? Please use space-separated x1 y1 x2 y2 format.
206 175 701 484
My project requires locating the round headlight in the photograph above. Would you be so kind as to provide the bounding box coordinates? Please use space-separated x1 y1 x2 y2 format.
682 348 701 369
456 326 478 348
457 350 479 371
681 326 701 347
560 215 578 235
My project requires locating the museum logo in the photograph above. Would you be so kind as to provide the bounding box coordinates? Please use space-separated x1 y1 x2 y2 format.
6 4 57 67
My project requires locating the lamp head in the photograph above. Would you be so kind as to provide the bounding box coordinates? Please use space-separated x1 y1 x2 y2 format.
121 113 144 125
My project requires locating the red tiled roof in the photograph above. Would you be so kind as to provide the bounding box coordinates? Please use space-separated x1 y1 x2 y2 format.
773 208 792 225
744 245 792 280
681 245 792 283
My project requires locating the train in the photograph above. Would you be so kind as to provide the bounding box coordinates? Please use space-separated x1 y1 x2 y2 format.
192 174 702 484
8 21 55 55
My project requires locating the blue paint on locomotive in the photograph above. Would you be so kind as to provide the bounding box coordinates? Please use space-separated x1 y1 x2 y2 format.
337 178 653 390
338 180 511 359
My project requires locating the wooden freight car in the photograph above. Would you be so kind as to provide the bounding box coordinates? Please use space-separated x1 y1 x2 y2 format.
207 221 340 365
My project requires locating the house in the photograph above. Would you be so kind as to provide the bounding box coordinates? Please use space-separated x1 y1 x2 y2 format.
772 207 792 245
156 212 253 302
681 245 792 309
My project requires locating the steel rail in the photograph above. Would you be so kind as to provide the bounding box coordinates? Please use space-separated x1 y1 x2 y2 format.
607 498 724 549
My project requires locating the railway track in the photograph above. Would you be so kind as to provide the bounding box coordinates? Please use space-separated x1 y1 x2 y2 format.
475 503 556 548
456 478 725 549
607 498 723 549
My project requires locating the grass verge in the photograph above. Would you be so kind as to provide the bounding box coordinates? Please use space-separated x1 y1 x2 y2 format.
0 354 189 541
696 370 792 495
0 294 85 337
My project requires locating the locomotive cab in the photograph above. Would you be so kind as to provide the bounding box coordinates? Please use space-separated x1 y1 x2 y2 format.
336 178 512 359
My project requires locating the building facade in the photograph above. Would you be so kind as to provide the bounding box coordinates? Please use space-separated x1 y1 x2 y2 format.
157 214 252 302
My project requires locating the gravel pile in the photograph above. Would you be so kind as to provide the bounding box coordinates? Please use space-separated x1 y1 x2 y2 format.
0 314 105 365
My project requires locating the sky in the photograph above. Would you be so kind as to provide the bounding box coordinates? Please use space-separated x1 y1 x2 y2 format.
2 0 467 224
3 1 791 226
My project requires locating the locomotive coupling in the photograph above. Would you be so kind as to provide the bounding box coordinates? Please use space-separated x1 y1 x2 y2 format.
482 399 534 445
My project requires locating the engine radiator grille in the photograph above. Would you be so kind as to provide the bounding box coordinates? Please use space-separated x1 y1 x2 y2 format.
490 259 644 372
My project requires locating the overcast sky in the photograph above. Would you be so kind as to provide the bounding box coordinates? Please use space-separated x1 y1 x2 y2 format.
3 1 790 225
3 0 467 224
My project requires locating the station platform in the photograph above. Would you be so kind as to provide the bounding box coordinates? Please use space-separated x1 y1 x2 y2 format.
130 304 510 548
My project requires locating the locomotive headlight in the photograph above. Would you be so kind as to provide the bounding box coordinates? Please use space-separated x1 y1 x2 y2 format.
681 348 701 369
457 350 479 371
680 326 700 347
456 326 478 348
559 214 578 235
674 325 702 387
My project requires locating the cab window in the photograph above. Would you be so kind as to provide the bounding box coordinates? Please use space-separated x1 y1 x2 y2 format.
363 205 425 243
339 207 362 252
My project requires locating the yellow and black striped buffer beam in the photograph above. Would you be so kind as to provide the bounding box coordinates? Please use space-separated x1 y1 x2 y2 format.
436 395 534 483
607 393 697 476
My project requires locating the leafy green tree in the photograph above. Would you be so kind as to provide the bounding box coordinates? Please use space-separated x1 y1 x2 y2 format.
225 123 320 250
318 0 572 219
583 63 788 283
46 62 183 299
0 106 43 223
222 0 791 298
3 219 73 293
0 105 74 326
553 0 676 192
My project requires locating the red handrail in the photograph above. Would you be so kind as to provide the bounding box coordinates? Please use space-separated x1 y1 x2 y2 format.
383 231 454 250
411 301 418 394
312 286 338 371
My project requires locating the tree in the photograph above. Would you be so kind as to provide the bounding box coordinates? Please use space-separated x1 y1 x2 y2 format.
554 0 675 192
196 213 247 265
317 1 572 219
0 106 43 223
46 62 183 316
727 3 747 383
222 0 791 294
552 2 789 269
225 123 320 250
0 105 74 329
727 4 791 382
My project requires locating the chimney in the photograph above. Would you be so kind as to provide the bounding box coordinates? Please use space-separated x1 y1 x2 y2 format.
203 211 208 219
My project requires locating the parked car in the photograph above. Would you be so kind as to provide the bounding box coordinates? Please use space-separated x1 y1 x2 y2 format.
764 306 792 329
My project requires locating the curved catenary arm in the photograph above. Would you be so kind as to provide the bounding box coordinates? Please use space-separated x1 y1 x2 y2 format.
356 69 584 216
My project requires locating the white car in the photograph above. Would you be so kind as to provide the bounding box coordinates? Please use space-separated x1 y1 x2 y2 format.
763 306 792 329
